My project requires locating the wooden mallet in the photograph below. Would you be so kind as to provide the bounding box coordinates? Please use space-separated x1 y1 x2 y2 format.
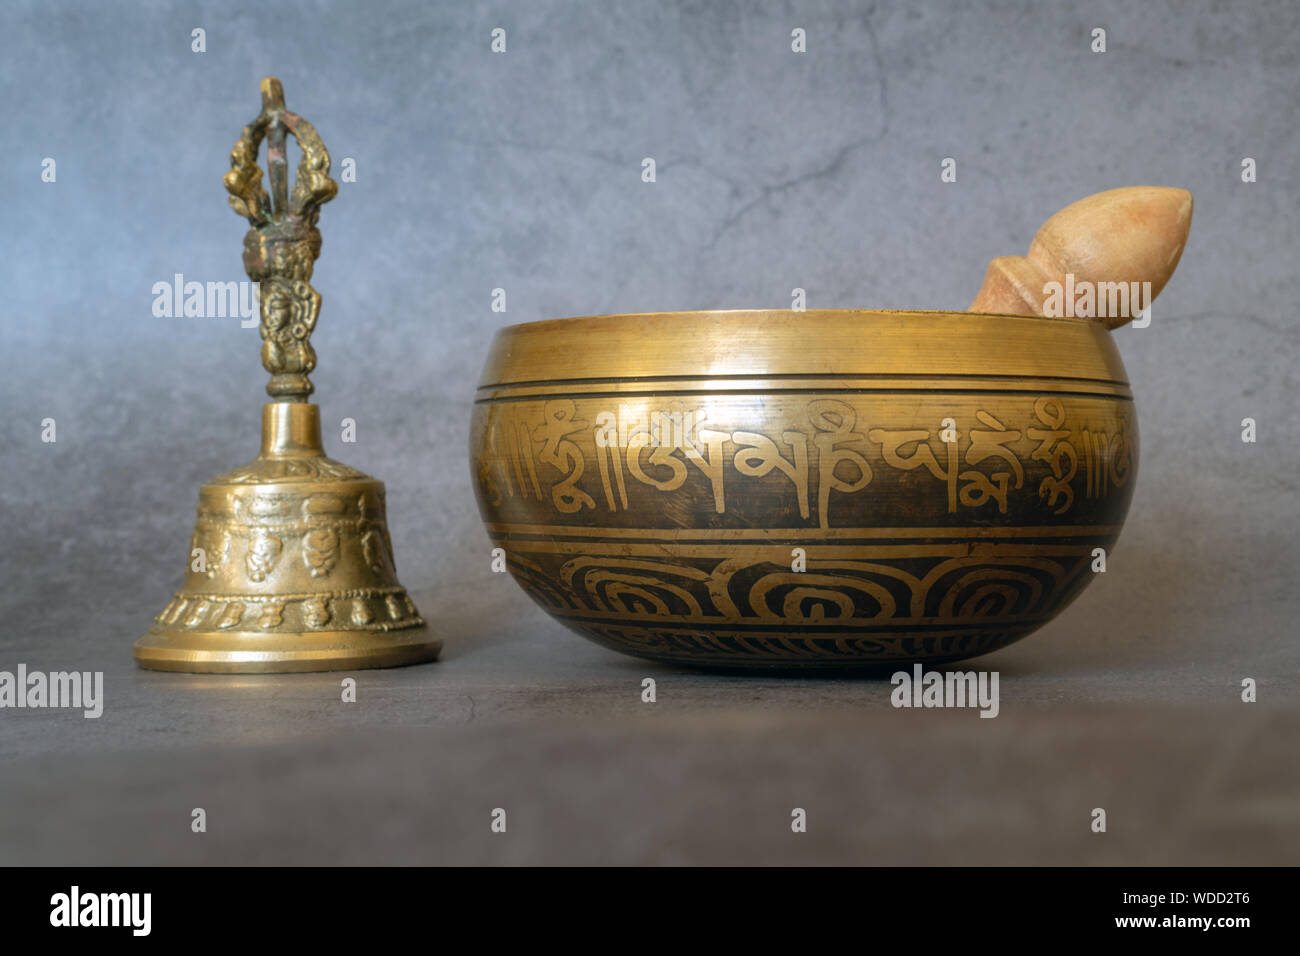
969 186 1193 329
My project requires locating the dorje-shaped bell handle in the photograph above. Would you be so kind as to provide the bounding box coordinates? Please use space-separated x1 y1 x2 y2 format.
224 77 339 402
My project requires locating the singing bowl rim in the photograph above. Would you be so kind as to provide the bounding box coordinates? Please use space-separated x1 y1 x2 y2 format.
477 309 1128 388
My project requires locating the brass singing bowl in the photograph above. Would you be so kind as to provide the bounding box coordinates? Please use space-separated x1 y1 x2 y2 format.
470 310 1137 670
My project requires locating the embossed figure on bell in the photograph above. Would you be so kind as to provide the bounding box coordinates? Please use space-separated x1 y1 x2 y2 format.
133 78 441 672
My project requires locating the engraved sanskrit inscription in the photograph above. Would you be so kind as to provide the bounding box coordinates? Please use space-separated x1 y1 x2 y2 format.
478 395 1134 526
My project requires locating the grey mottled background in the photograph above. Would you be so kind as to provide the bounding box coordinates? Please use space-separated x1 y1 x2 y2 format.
0 0 1297 866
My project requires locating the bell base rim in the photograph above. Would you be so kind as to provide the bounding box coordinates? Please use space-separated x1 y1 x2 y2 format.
133 624 442 674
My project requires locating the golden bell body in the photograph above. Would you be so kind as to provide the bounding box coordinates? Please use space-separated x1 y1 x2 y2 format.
470 309 1137 671
135 404 440 672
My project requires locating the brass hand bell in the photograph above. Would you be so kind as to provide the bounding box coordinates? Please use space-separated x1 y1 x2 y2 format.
134 78 441 672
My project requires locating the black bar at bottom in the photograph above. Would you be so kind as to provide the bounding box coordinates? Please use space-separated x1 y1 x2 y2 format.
1 866 1288 941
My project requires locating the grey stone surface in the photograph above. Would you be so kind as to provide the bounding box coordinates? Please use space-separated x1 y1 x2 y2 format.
0 0 1297 865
